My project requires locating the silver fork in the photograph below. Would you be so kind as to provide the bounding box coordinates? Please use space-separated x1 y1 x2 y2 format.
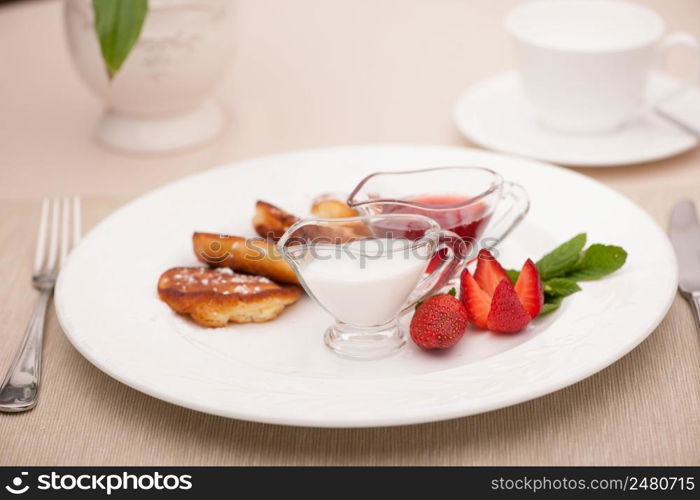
0 197 81 412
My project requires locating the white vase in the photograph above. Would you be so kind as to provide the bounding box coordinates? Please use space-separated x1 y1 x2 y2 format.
64 0 233 153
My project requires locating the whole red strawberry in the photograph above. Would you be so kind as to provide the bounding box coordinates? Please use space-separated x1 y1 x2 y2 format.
410 294 468 350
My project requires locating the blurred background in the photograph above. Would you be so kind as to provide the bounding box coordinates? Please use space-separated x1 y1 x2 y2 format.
1 0 699 199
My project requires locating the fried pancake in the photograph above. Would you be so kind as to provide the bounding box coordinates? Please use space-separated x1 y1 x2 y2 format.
158 267 301 327
311 194 359 219
193 232 299 284
253 200 298 240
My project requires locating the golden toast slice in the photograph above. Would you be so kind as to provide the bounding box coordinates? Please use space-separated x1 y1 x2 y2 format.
193 232 299 284
158 267 301 327
252 200 298 240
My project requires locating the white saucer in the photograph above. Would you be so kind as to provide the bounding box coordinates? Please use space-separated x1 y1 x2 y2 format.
454 71 699 167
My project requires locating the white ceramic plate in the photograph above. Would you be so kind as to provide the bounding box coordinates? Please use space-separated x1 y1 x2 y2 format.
55 145 677 427
454 72 699 167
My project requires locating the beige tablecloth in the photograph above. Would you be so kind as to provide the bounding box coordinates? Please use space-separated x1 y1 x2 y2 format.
0 189 699 466
1 0 700 465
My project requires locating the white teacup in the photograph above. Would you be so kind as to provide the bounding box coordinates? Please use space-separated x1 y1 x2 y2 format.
505 0 700 133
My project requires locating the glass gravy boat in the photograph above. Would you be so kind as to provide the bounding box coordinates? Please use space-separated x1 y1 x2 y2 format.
347 166 529 259
278 214 467 359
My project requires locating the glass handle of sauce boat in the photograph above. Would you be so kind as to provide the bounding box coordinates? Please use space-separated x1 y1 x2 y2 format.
482 181 530 249
402 230 467 313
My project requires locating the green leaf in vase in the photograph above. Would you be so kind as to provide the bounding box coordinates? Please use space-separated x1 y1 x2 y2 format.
93 0 148 78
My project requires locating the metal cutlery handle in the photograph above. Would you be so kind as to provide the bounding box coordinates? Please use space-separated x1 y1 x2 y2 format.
0 290 51 412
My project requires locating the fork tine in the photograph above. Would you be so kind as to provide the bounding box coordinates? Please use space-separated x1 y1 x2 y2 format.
33 198 50 274
45 198 61 272
72 196 81 248
60 198 70 266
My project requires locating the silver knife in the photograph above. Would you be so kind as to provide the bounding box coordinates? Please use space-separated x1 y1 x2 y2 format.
669 199 700 326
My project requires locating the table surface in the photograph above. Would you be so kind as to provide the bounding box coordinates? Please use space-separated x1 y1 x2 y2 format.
1 0 699 465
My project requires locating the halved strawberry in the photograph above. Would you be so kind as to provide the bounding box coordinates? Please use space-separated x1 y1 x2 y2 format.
487 279 531 333
460 268 491 329
515 258 544 319
474 249 510 296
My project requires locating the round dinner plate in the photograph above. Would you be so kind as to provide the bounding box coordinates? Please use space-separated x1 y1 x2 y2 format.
454 72 699 167
55 145 677 427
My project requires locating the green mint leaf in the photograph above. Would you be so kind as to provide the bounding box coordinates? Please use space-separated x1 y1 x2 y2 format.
93 0 148 78
536 233 587 280
506 269 520 284
565 244 627 281
539 296 563 316
543 278 581 297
